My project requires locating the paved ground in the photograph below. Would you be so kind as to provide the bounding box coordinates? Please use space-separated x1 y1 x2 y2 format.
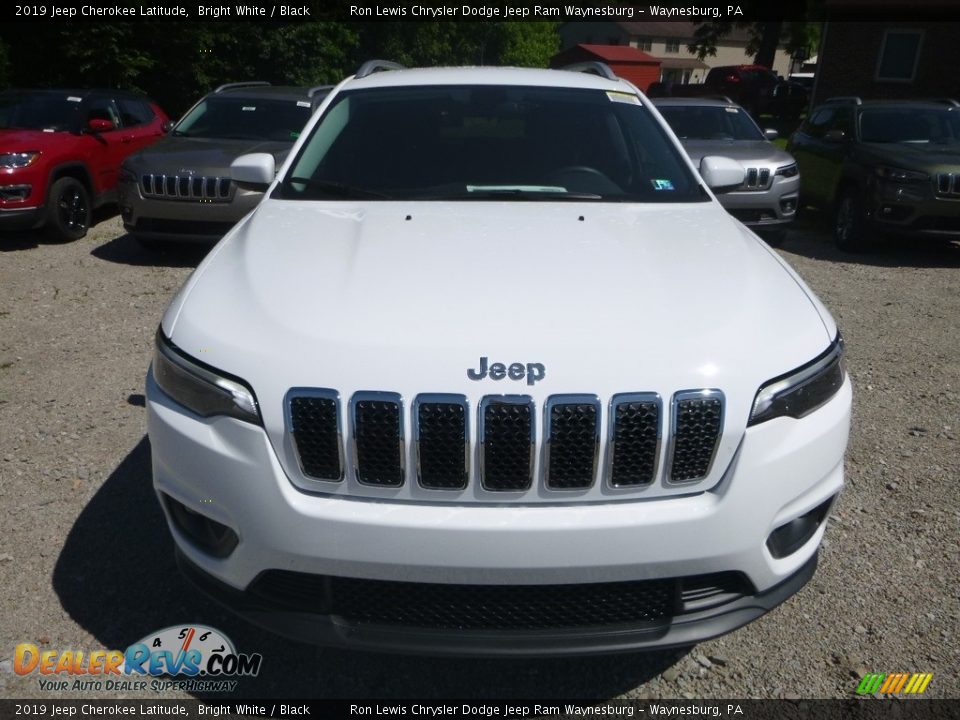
1 214 958 700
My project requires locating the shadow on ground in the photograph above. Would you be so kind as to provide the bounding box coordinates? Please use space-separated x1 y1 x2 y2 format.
780 212 960 269
53 437 683 699
91 233 210 269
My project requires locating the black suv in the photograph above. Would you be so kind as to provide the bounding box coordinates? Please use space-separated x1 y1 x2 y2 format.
118 82 332 247
788 98 960 251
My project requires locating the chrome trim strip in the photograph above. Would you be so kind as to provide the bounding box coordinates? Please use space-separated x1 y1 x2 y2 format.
478 395 535 492
349 390 405 487
412 393 470 490
283 387 344 483
543 394 601 491
606 392 662 488
666 389 725 486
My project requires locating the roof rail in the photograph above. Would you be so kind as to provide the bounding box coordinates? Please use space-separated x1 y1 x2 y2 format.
824 96 862 105
356 60 405 79
307 84 334 98
930 97 960 107
214 81 271 93
560 61 618 81
704 94 735 104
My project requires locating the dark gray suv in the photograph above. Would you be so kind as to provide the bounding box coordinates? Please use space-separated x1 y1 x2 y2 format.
118 82 331 247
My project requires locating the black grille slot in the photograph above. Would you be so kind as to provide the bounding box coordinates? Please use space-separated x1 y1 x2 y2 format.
545 396 599 489
610 394 660 487
250 572 676 630
288 392 342 481
480 397 534 491
416 396 468 489
670 391 724 483
352 394 403 487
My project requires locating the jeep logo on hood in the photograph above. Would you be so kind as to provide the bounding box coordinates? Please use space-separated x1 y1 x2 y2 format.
467 357 545 386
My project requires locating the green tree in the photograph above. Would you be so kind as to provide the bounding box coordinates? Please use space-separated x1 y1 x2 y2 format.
689 21 820 70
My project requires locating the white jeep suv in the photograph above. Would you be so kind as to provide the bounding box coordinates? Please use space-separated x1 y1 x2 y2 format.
146 61 851 656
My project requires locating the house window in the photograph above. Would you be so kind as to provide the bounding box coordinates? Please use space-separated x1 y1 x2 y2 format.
665 39 681 54
876 29 923 82
636 38 653 51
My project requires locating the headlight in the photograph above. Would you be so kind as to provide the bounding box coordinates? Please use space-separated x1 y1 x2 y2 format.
748 334 845 426
0 151 40 169
775 163 798 178
152 331 261 425
874 166 928 183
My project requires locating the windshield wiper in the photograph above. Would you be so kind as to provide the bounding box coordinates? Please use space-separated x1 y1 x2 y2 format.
426 189 603 201
170 130 190 137
285 177 393 199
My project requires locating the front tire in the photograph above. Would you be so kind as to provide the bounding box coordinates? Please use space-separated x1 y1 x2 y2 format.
834 189 868 252
45 177 91 242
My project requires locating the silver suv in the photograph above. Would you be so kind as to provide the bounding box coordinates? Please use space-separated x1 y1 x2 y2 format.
653 97 800 243
118 82 331 247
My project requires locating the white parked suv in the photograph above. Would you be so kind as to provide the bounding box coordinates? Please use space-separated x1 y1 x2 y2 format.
147 61 851 655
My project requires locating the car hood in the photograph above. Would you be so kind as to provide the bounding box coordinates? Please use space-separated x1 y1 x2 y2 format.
163 199 835 436
858 142 960 170
680 140 795 167
123 136 293 174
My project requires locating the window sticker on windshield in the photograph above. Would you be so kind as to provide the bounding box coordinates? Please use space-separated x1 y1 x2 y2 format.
606 91 640 105
725 107 739 113
651 179 675 191
242 106 256 111
290 132 300 139
296 101 310 108
67 96 82 103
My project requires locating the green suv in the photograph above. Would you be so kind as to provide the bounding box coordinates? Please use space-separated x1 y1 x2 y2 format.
788 98 960 251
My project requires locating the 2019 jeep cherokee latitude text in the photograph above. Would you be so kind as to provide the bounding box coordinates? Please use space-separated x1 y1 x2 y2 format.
146 65 851 656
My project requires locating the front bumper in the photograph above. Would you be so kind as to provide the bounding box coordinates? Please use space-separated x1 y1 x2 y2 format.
0 204 43 231
147 370 851 654
719 174 800 230
118 177 262 243
867 182 960 238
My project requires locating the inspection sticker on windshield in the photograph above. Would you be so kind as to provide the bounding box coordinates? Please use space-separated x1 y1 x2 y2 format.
242 106 256 111
651 179 675 191
606 91 640 105
725 107 740 113
296 101 310 107
67 96 82 103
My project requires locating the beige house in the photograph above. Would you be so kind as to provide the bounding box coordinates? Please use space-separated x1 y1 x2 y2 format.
558 22 794 83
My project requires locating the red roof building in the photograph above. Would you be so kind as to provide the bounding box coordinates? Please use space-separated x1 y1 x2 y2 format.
550 44 663 92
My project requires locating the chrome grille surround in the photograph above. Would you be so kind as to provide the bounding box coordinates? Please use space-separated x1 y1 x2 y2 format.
607 392 663 488
284 388 344 482
740 167 772 191
412 393 470 490
350 391 405 487
543 394 601 490
140 173 234 202
478 395 536 492
936 172 960 197
667 389 725 485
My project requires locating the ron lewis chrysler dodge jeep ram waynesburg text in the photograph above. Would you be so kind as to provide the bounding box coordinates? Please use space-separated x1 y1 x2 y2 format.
146 62 851 656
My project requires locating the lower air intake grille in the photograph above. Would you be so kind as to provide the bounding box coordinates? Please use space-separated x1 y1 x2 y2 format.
415 396 468 489
545 396 600 489
480 397 534 491
610 394 661 486
352 394 404 486
250 572 676 630
670 391 724 483
288 392 342 481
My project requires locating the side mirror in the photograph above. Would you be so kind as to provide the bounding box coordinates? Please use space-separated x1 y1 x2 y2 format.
231 153 275 189
699 156 745 194
161 120 174 133
764 128 779 141
824 129 846 143
87 118 114 133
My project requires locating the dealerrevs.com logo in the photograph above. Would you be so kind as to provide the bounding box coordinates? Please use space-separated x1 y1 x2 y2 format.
14 625 262 693
856 673 934 696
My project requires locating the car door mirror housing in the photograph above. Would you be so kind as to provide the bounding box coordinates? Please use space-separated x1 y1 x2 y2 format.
699 156 745 194
87 118 114 133
764 128 779 141
824 129 846 143
231 153 275 190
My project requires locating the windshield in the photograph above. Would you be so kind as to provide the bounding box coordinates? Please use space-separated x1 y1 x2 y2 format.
0 93 80 131
277 85 705 203
173 96 312 142
657 105 765 141
859 107 960 145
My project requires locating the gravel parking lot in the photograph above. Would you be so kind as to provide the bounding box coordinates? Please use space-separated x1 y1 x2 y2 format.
1 214 958 700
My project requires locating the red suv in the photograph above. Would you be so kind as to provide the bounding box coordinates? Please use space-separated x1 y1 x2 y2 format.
0 89 170 241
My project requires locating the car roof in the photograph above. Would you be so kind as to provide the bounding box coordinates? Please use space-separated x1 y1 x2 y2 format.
820 98 958 111
651 97 741 108
344 66 632 93
0 87 150 100
212 85 326 101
